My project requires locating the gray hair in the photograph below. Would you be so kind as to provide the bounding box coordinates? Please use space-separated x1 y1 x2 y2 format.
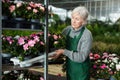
72 6 89 21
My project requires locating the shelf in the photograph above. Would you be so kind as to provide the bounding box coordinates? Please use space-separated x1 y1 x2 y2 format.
2 18 45 30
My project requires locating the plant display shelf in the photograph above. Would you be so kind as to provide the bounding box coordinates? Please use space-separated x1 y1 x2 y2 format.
2 18 45 30
2 0 49 79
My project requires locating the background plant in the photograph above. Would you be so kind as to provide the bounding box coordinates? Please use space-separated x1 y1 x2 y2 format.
89 52 120 79
2 0 11 17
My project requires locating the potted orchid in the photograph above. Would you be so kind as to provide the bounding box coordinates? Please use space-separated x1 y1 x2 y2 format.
89 52 120 80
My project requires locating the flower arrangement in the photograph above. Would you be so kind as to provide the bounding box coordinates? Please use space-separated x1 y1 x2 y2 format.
9 1 27 18
2 0 45 20
2 32 65 61
89 52 120 79
2 32 45 61
24 1 45 20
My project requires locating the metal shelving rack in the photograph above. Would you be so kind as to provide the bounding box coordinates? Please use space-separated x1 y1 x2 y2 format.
0 0 2 79
1 0 50 80
43 0 49 80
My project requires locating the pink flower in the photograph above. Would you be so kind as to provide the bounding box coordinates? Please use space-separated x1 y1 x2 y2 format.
33 9 38 13
40 41 44 45
34 36 39 42
9 40 14 44
53 34 58 40
48 33 51 37
100 64 107 69
6 36 14 44
23 44 29 51
6 36 12 41
9 5 15 12
39 5 45 12
102 52 109 58
29 2 38 8
93 65 97 69
18 37 25 45
16 2 22 8
28 40 36 47
40 77 44 80
89 52 94 59
27 6 31 10
94 53 100 60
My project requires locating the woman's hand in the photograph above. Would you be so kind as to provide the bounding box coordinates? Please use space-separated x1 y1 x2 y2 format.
52 49 64 59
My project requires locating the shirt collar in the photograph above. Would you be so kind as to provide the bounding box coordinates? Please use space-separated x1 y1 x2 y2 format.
71 26 84 33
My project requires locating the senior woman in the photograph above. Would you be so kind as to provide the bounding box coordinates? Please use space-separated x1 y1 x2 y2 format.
53 6 93 80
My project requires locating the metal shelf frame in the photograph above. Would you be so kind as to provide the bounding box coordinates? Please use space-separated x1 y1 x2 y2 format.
0 0 2 79
1 0 50 80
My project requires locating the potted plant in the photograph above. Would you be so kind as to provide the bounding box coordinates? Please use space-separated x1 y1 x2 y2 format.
89 52 120 80
25 1 45 21
2 32 65 61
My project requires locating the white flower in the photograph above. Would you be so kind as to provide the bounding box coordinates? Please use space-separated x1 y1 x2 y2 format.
103 58 108 63
110 62 114 67
116 64 120 71
111 53 117 56
14 35 20 39
112 57 119 63
97 60 101 62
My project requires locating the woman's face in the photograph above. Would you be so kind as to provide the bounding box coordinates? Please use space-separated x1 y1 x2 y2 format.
71 13 84 30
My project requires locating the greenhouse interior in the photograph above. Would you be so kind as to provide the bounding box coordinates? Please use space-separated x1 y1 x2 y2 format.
1 0 120 80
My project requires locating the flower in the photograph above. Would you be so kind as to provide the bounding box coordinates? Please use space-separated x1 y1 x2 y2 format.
90 52 120 79
2 1 45 20
2 32 65 61
23 1 45 20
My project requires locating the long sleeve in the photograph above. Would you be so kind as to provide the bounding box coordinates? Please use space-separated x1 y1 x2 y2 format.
63 27 93 63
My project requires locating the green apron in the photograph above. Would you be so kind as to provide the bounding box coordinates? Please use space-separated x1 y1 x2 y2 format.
66 27 90 80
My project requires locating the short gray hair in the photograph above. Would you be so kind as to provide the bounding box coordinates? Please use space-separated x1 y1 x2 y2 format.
72 6 89 21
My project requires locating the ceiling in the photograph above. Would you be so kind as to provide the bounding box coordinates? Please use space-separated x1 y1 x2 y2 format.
18 0 102 10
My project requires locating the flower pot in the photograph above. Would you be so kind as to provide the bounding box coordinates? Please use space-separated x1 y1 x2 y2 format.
30 19 41 29
13 17 25 28
2 53 12 64
2 16 9 28
10 56 32 67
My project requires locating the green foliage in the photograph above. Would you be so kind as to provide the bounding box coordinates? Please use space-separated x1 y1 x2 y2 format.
49 23 68 34
2 30 39 36
113 71 120 80
92 41 120 56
